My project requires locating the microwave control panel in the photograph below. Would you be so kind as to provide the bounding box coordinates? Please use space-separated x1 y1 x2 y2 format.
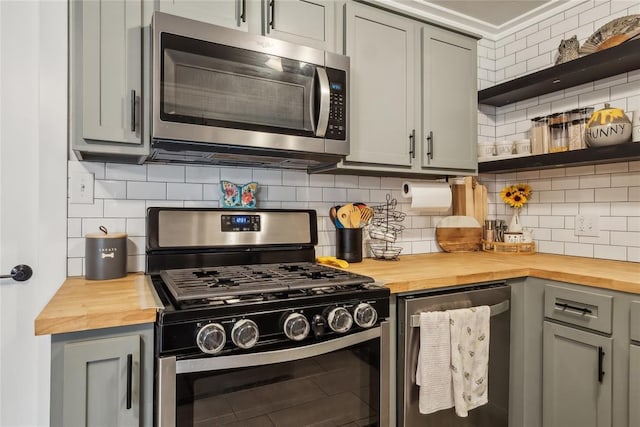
326 68 347 140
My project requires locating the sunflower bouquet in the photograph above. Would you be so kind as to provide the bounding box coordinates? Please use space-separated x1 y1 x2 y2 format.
500 183 532 208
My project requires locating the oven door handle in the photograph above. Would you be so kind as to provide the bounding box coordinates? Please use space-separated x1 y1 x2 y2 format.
175 327 380 374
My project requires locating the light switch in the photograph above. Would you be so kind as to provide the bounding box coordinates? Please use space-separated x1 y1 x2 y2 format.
70 172 94 204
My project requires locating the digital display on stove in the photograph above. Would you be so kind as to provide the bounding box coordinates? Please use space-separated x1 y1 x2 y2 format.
221 215 260 232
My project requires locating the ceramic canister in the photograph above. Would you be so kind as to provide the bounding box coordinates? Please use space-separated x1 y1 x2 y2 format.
585 103 632 147
85 227 128 280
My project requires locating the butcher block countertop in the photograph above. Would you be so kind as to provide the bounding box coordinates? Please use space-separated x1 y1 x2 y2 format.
34 274 160 336
344 252 640 295
35 253 639 336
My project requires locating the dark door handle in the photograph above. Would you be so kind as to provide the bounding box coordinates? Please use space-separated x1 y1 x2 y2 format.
126 354 133 409
597 346 605 383
409 129 416 159
426 131 434 160
0 264 33 281
555 302 593 314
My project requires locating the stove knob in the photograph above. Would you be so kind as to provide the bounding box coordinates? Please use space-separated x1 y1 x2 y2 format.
283 313 310 341
327 307 353 334
311 314 326 338
353 303 378 328
231 319 259 349
196 323 226 355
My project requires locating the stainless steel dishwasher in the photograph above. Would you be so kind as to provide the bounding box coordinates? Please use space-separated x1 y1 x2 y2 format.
397 282 511 426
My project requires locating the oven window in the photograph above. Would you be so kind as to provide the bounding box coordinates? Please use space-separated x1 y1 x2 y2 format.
175 340 380 427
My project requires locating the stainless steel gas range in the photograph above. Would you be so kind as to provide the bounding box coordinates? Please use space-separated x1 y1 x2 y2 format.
146 208 390 427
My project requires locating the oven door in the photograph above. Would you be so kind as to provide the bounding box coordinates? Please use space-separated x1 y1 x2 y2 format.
157 323 390 427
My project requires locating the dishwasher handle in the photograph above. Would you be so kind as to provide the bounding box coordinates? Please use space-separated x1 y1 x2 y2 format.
409 299 509 327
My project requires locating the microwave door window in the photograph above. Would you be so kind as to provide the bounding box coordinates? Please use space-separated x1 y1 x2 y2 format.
161 37 316 136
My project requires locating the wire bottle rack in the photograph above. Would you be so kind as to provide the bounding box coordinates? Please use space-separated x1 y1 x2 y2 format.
368 194 406 260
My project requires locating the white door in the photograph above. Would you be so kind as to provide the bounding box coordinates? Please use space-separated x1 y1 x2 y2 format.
0 2 67 426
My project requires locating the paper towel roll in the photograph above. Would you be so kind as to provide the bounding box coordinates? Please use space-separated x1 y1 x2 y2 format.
401 181 452 212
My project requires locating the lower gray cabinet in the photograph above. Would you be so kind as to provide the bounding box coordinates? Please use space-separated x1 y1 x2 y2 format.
630 345 640 427
50 323 153 427
543 321 612 427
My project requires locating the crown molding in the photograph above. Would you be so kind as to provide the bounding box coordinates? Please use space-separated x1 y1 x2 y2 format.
378 0 588 41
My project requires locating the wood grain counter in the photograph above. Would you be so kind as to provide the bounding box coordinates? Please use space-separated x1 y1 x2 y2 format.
344 252 640 294
35 253 639 336
34 273 160 336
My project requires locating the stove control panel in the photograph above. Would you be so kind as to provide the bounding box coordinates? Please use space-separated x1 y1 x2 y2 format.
221 214 261 232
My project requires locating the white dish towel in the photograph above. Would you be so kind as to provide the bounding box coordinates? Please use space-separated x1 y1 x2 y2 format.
448 306 491 417
416 311 453 414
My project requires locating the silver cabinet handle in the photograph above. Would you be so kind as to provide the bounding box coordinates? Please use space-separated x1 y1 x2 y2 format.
409 129 416 159
240 0 246 23
130 89 136 132
268 0 275 30
426 130 434 160
409 299 509 327
315 67 330 137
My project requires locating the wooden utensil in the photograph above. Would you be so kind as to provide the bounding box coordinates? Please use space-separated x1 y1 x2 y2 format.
358 206 374 225
473 179 488 226
337 203 357 228
349 206 362 228
329 206 342 228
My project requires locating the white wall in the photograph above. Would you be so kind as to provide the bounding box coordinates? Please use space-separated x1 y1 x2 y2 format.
477 0 640 262
0 1 67 426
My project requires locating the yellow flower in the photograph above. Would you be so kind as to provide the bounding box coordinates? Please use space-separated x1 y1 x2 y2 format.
500 183 532 208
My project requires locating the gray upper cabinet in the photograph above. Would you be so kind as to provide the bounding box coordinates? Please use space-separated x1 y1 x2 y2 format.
543 321 612 427
321 2 478 177
342 2 415 169
421 25 477 172
50 324 154 427
157 0 248 30
264 0 336 51
70 0 149 163
156 0 336 51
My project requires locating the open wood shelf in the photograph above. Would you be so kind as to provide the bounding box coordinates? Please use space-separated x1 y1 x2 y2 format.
478 143 640 174
478 38 640 107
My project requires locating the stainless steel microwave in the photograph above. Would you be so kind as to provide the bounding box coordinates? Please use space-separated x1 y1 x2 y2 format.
149 12 349 170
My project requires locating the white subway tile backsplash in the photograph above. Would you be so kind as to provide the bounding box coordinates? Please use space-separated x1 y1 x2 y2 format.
566 189 594 203
310 174 334 187
220 167 253 183
167 183 202 200
69 161 106 179
335 175 359 188
283 170 309 187
95 180 126 199
630 187 640 201
595 187 627 202
148 164 184 182
551 176 579 190
82 218 126 235
611 231 640 247
611 201 640 216
564 243 594 257
322 187 347 203
106 163 147 181
296 187 322 202
594 245 627 261
539 190 565 203
68 218 82 238
566 165 595 176
186 166 219 183
550 14 579 37
67 237 85 258
127 181 166 200
126 218 146 236
68 199 104 218
538 240 565 254
67 258 83 277
505 62 528 79
540 215 565 228
505 38 527 56
580 174 611 188
104 199 146 218
516 45 538 63
551 203 580 215
253 169 282 186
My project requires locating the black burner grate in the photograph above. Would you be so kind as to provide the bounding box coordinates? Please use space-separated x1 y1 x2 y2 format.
159 262 375 302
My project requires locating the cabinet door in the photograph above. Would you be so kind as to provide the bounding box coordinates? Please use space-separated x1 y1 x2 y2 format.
263 0 335 51
63 335 141 427
421 25 477 171
543 321 612 427
631 345 640 427
344 2 414 167
157 0 247 30
81 0 142 145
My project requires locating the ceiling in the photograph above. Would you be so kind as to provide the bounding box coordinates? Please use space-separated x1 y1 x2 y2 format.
427 0 548 27
387 0 573 39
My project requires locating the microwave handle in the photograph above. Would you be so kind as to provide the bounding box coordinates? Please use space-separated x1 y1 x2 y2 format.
315 67 330 137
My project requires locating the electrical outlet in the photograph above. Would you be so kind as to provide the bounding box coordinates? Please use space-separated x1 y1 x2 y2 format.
575 214 599 237
70 172 94 204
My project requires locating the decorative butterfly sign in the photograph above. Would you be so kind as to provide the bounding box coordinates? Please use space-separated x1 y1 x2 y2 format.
220 181 258 208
